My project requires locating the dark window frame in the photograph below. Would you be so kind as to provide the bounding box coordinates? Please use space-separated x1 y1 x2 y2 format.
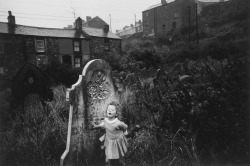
173 22 176 29
0 38 4 54
162 24 166 32
104 38 110 51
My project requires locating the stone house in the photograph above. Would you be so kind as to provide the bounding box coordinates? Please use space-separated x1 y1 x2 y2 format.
142 0 196 36
82 16 108 29
116 20 143 38
82 23 122 58
0 12 121 79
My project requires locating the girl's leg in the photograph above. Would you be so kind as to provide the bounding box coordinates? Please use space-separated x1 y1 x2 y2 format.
105 157 110 166
119 157 125 166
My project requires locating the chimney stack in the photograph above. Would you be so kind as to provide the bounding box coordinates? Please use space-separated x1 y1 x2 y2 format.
75 17 82 30
161 0 166 4
86 16 91 22
103 24 109 33
8 11 16 25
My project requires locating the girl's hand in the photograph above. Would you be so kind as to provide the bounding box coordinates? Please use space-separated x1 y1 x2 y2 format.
91 122 98 128
124 130 128 136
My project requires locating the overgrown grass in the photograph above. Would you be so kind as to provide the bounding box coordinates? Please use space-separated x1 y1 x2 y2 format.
0 85 68 166
118 55 250 165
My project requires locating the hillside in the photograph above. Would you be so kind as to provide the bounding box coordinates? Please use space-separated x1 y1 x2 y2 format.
123 0 250 60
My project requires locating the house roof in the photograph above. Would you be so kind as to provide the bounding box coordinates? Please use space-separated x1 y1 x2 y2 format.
0 22 88 38
83 26 121 39
82 16 108 25
143 0 175 12
0 22 121 39
144 3 162 11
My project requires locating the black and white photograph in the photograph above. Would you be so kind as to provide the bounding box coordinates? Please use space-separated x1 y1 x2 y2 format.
0 0 249 165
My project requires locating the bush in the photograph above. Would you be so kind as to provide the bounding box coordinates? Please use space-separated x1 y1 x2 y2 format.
93 52 123 71
128 48 162 69
0 85 68 166
119 56 249 165
42 61 82 87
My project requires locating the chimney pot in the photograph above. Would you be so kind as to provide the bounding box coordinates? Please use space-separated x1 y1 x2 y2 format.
86 16 91 22
8 11 15 25
161 0 166 4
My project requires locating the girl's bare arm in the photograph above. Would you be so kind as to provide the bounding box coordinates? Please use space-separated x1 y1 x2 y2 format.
92 121 104 129
118 121 128 130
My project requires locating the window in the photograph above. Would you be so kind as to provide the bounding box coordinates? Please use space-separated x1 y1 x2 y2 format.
74 57 81 67
145 12 149 17
0 67 4 75
145 21 149 26
36 40 45 52
0 56 4 75
0 38 4 54
36 55 48 67
104 38 109 51
174 13 179 18
173 22 176 29
0 45 3 53
162 24 166 32
73 40 80 52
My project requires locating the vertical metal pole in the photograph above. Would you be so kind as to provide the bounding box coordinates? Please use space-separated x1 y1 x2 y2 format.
135 14 136 33
196 3 199 46
109 14 112 32
188 6 191 41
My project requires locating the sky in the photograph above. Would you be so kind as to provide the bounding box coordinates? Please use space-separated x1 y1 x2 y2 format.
0 0 161 32
0 0 223 32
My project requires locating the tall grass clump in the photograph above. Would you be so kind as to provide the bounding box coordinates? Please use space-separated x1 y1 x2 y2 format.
119 84 200 166
0 85 68 166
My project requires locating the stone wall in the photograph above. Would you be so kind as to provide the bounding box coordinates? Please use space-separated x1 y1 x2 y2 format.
90 37 121 58
46 37 60 62
0 34 62 80
143 0 196 35
24 36 36 64
0 34 25 79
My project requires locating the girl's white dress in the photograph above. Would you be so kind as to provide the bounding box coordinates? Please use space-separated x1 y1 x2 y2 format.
99 118 128 159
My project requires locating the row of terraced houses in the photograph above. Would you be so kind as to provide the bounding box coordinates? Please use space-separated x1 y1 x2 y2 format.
0 12 122 78
116 0 232 38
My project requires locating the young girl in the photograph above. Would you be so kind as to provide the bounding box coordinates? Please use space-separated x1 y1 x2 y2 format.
92 101 128 166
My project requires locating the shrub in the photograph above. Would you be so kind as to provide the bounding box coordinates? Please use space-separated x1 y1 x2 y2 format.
42 61 82 87
0 85 68 166
93 52 123 71
128 48 162 69
119 56 249 165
